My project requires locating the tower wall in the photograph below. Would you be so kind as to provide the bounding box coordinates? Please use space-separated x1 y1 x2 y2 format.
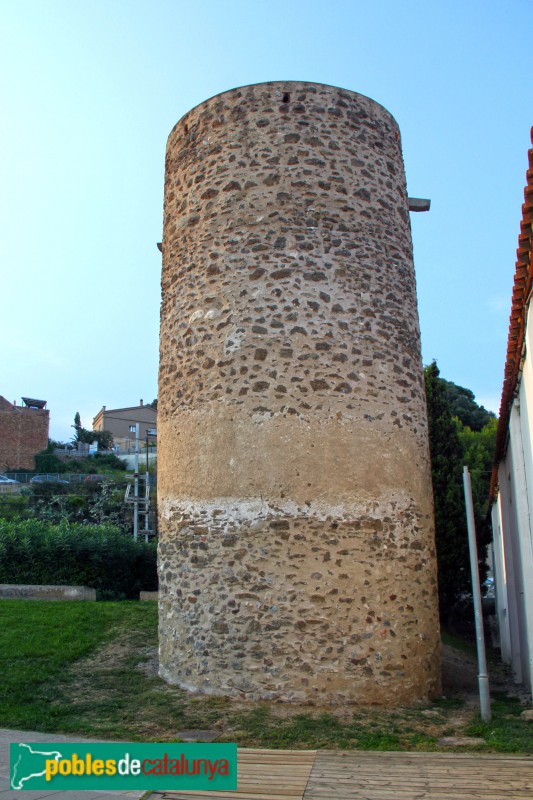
158 82 441 704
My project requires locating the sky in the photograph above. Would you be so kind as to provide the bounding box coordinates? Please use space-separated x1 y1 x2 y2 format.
1 0 532 442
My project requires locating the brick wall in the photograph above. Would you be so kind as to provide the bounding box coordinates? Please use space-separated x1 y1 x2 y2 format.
0 396 50 470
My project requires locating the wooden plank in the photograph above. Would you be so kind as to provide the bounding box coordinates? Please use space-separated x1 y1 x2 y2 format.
311 769 532 780
312 762 533 772
162 790 303 796
305 793 533 799
309 777 533 788
234 767 313 775
315 751 533 760
312 766 533 776
237 752 314 756
304 791 533 798
310 770 533 779
305 779 533 790
161 794 302 800
305 779 533 791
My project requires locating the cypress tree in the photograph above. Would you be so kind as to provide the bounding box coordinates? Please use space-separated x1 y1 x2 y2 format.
424 361 471 617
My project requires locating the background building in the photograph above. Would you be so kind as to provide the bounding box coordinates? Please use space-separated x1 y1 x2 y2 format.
0 396 49 470
92 400 157 452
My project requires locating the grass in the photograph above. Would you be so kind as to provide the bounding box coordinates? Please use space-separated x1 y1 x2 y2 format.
441 630 477 656
0 600 532 752
0 601 154 732
465 693 533 752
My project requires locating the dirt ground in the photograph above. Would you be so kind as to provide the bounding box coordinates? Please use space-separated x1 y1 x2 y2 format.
442 639 530 703
63 629 532 746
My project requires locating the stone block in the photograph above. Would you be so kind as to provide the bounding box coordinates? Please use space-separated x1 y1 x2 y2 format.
140 591 159 601
0 584 96 601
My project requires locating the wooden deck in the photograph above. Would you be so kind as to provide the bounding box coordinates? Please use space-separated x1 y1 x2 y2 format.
157 748 533 800
157 749 316 800
307 750 533 799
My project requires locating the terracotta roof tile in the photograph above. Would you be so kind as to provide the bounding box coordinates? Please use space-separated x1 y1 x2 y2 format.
490 127 533 502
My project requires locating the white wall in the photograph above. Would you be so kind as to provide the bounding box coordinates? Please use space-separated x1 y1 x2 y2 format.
121 453 157 470
492 303 533 692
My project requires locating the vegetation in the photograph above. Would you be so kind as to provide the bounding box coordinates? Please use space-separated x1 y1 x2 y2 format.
90 451 128 471
72 411 114 451
0 494 32 522
456 415 498 559
0 601 154 733
0 520 157 599
30 441 127 476
441 379 496 431
1 440 142 556
0 601 531 751
424 362 496 618
34 446 66 474
24 479 127 528
465 694 533 752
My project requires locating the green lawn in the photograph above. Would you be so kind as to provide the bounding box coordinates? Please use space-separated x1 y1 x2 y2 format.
0 601 155 733
0 600 532 752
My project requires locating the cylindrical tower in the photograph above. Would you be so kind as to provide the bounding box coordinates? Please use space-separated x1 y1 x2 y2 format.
158 81 440 704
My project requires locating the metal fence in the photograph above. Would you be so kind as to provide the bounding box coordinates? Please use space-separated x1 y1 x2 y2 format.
113 439 157 455
3 473 156 486
4 473 89 484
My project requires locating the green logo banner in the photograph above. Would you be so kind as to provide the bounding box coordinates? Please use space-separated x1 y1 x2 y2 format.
10 742 237 790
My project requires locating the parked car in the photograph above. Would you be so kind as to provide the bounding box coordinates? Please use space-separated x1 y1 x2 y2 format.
0 474 21 494
0 475 19 484
84 474 110 483
30 474 69 485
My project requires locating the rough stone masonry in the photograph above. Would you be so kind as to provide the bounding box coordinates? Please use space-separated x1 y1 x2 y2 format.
157 81 441 704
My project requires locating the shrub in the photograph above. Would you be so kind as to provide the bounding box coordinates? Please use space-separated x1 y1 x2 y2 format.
0 519 157 600
92 453 127 471
34 451 66 473
21 481 128 530
0 494 31 522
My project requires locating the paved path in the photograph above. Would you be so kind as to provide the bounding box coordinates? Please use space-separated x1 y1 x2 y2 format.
0 728 144 800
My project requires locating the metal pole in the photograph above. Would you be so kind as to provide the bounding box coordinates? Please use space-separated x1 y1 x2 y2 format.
463 465 491 722
133 422 139 541
144 434 150 543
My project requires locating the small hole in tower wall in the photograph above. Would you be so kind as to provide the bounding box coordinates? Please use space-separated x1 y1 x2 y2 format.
282 92 290 103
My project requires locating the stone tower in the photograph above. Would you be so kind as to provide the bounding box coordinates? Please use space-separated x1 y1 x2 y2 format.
158 81 441 704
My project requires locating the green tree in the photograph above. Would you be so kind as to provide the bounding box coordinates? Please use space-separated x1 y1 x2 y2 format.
91 430 114 451
456 415 497 562
441 379 496 431
424 361 470 617
72 412 94 445
424 363 497 620
72 412 113 450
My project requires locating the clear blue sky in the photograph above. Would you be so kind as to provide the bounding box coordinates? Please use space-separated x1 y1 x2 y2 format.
1 0 532 442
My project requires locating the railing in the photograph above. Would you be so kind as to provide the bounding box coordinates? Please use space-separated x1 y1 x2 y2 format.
113 440 157 455
50 443 157 457
2 473 147 484
52 449 87 458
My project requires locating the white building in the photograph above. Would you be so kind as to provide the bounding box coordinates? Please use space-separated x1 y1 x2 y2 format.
490 128 533 693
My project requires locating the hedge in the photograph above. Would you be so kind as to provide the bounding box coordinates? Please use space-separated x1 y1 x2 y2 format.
0 519 157 600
